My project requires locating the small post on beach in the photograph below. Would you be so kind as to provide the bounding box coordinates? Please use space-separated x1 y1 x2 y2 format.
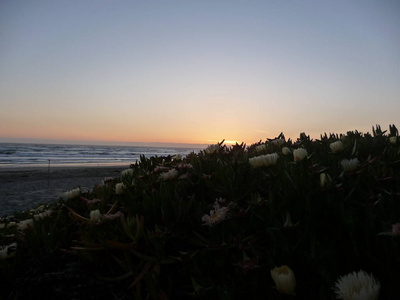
47 159 50 188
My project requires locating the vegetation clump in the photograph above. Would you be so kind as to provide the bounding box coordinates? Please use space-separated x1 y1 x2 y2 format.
1 125 400 299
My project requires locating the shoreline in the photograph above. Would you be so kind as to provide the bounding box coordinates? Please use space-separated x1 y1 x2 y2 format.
0 161 134 171
0 164 128 216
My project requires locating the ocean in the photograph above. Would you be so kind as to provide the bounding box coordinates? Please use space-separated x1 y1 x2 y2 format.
0 143 202 168
0 143 203 215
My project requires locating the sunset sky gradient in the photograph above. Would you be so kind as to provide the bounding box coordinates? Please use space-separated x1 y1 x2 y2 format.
1 0 399 146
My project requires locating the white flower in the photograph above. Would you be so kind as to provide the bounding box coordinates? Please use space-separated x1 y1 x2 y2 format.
282 147 291 156
264 153 279 166
320 173 329 188
17 219 34 231
90 210 102 223
271 139 285 147
270 265 296 295
205 144 219 154
63 187 81 200
293 148 308 162
330 141 344 153
172 154 182 161
121 168 134 177
0 242 17 259
202 200 229 226
249 156 264 168
255 144 267 153
8 221 16 227
159 169 179 181
341 158 359 172
0 223 5 229
115 182 126 195
389 136 397 145
249 153 279 168
34 210 52 220
333 270 380 300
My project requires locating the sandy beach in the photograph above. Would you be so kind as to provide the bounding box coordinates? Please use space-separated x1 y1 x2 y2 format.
0 165 127 216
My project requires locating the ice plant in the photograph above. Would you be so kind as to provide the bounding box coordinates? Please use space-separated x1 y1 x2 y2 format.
320 173 330 188
293 148 308 162
90 210 102 223
271 138 285 147
249 153 279 168
0 243 17 259
204 144 219 154
330 141 344 153
121 168 134 177
34 210 52 220
172 154 182 161
255 144 267 152
63 187 81 200
333 270 380 300
270 265 296 295
17 219 34 231
282 147 291 156
115 182 126 195
340 158 359 172
159 169 179 181
202 199 229 226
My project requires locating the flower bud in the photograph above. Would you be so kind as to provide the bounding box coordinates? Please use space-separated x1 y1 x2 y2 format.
90 210 102 223
270 265 296 295
330 140 343 153
282 147 291 156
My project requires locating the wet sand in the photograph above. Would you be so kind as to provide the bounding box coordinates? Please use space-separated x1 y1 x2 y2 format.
0 165 127 216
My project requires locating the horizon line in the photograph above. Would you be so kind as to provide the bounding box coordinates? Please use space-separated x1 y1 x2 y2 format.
0 137 214 149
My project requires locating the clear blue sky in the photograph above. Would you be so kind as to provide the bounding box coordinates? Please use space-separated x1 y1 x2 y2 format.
1 0 399 146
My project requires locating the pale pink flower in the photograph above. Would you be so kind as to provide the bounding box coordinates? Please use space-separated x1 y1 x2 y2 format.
17 219 34 231
159 169 179 181
202 199 229 226
392 223 400 236
103 211 123 221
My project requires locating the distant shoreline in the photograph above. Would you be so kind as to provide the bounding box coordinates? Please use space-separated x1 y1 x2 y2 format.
0 162 133 171
0 165 127 216
0 139 209 149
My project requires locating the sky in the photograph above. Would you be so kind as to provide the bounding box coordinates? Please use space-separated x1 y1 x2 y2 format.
1 0 399 147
